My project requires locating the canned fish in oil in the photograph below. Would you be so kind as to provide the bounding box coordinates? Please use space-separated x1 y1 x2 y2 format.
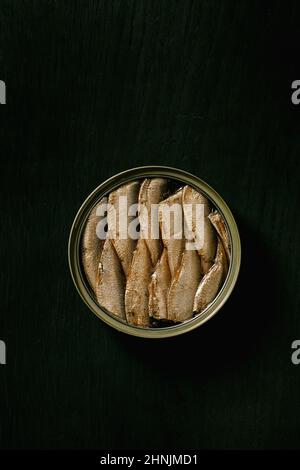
68 166 241 338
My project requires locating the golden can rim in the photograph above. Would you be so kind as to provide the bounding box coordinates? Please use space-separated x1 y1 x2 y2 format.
68 166 241 339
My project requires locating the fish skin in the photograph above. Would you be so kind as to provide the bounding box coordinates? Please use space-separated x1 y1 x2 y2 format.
139 178 168 266
168 249 202 322
182 186 216 274
107 181 140 278
96 238 126 319
158 189 185 278
149 248 171 320
215 238 228 280
208 210 231 262
125 239 152 327
193 239 228 314
81 197 107 293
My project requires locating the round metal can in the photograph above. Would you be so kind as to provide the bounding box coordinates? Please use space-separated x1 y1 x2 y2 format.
68 166 241 338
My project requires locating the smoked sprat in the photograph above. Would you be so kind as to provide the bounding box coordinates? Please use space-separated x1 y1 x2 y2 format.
81 178 231 328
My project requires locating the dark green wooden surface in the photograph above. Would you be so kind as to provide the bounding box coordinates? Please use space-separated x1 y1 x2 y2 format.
1 0 300 449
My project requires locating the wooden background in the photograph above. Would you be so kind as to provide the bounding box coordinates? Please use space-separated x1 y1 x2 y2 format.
1 0 300 449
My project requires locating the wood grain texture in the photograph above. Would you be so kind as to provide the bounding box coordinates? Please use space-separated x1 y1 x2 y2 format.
0 0 300 449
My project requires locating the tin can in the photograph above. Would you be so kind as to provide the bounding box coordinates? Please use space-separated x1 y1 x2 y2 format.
68 166 241 338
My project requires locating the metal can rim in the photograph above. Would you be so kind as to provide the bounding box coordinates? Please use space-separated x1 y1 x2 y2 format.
68 165 241 338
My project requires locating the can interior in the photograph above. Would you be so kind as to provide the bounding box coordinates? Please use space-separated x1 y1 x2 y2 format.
70 169 237 337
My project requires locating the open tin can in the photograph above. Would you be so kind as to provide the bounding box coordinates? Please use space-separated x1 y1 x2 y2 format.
68 166 241 338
